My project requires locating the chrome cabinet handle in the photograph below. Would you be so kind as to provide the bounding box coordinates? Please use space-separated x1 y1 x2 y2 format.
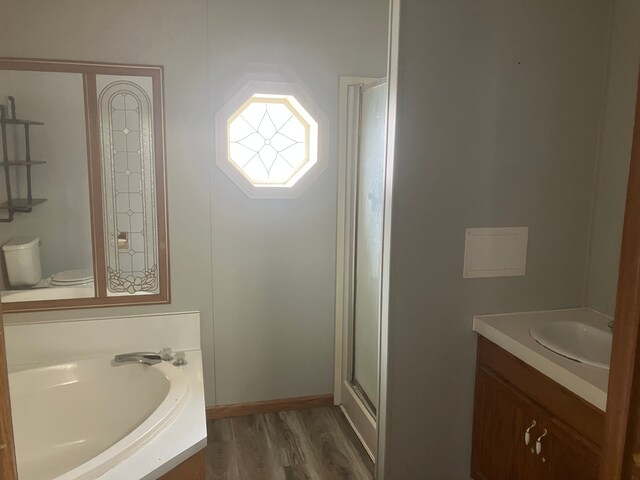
535 428 548 455
524 420 536 446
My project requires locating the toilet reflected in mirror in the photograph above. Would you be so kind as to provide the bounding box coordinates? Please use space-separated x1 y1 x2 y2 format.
1 236 94 302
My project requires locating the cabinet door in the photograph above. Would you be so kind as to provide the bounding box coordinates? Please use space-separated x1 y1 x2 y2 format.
471 367 540 480
537 415 600 480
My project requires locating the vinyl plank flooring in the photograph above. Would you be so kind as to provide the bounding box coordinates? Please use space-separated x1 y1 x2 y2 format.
206 440 240 480
206 407 374 480
282 465 318 480
326 409 374 477
232 415 280 480
262 411 308 466
207 417 239 480
273 411 324 480
294 409 372 480
209 417 235 442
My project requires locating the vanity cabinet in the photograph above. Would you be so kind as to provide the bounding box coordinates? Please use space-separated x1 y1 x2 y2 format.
539 414 600 480
472 367 539 480
471 337 603 480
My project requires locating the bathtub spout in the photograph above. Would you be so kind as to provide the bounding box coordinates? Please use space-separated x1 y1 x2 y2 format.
113 352 162 365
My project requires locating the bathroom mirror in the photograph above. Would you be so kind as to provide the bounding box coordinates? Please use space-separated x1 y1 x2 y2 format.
0 58 169 312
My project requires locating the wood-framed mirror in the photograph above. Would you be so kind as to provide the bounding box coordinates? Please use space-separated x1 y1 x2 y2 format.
0 58 169 312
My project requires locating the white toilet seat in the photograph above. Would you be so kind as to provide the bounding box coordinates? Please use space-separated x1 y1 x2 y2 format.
49 269 94 287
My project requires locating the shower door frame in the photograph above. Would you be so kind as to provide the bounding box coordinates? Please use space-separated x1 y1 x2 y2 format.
335 76 386 460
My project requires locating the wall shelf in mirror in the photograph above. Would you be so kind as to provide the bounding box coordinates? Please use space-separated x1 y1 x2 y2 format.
2 119 44 126
0 161 46 166
0 198 47 211
0 58 170 312
0 96 47 223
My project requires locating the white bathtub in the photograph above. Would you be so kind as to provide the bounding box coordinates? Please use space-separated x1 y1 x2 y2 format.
9 353 204 480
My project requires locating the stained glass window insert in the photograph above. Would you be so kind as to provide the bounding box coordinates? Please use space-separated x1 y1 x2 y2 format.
228 94 318 187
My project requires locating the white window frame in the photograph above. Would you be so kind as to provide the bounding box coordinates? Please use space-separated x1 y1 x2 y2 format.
215 81 329 199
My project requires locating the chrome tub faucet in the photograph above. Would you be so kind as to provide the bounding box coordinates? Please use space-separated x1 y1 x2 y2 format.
113 352 162 365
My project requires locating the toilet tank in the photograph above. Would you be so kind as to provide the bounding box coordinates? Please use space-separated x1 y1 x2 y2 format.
2 237 42 287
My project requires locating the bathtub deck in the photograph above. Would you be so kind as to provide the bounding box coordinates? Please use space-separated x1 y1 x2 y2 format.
206 407 374 480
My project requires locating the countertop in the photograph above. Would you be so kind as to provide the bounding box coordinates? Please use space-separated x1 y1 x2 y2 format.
473 308 611 411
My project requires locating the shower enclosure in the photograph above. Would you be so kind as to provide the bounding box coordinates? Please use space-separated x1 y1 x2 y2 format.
336 76 388 459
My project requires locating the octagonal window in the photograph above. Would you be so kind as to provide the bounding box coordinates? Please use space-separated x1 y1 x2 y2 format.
227 94 319 188
216 82 328 198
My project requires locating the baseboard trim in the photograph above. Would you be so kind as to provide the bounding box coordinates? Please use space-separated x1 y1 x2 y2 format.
206 394 334 420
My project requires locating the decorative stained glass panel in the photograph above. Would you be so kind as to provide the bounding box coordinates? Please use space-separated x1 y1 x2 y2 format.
97 76 159 295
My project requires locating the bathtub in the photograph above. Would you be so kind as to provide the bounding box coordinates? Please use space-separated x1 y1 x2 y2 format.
9 352 206 480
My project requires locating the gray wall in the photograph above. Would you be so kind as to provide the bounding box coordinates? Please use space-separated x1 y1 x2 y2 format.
0 0 389 407
0 0 217 404
586 0 640 316
208 0 389 404
384 0 611 477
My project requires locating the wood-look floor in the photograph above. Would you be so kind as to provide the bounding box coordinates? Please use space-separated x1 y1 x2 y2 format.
206 407 374 480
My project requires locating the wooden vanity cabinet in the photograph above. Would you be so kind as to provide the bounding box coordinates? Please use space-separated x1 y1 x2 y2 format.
471 337 603 480
540 414 600 480
472 367 539 480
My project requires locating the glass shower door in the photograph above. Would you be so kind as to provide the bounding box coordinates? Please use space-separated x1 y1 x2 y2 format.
351 81 387 413
338 76 388 459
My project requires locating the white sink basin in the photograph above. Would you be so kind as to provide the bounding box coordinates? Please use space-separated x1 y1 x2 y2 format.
529 320 612 369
